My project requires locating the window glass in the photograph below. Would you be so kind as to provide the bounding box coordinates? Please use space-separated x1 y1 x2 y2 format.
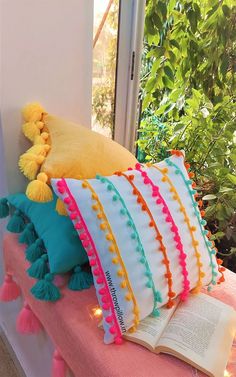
92 0 119 138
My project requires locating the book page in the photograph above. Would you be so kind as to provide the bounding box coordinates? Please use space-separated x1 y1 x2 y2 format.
125 303 177 349
158 293 236 377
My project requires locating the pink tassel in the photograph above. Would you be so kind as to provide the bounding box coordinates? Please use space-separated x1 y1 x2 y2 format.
0 274 21 302
16 302 42 334
52 350 67 377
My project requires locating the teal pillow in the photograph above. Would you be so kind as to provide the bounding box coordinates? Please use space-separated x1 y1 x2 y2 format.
0 193 92 301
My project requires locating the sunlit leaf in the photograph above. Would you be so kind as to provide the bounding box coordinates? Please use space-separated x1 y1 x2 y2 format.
227 174 236 185
202 194 217 200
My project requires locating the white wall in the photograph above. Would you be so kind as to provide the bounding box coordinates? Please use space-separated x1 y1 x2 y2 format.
0 0 93 193
0 2 93 376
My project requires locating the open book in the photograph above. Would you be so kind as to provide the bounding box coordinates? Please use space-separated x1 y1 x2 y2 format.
125 293 236 377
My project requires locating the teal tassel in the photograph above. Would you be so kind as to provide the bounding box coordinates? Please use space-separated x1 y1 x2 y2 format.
19 223 37 245
7 210 25 233
152 307 160 317
68 266 93 291
31 273 61 302
25 239 44 263
0 198 9 218
27 254 49 279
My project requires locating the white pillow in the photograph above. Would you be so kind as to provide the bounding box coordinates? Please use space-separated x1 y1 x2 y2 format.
52 153 221 344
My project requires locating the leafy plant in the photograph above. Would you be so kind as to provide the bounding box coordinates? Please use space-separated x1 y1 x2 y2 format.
138 0 236 270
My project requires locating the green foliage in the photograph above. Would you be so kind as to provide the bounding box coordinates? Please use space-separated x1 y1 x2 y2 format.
138 0 236 269
93 86 115 129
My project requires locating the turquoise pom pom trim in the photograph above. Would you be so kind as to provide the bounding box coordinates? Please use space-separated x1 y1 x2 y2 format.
7 210 25 233
31 273 61 302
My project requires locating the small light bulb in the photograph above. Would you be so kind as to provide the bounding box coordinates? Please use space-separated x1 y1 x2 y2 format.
93 307 102 317
224 370 231 377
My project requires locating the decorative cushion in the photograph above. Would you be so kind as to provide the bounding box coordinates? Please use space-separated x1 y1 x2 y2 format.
0 193 92 301
18 103 138 208
52 152 223 344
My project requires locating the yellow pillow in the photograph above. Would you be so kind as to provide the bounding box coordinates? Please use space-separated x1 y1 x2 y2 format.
19 103 138 212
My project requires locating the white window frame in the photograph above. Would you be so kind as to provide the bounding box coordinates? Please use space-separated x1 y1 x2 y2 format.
114 0 145 153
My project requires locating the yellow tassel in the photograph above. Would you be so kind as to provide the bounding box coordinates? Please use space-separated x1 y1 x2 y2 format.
22 121 44 142
34 132 49 145
56 199 68 216
18 144 50 180
27 144 50 155
22 103 45 122
26 173 53 202
19 153 45 180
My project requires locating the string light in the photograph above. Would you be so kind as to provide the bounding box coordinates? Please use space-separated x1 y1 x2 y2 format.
92 307 103 318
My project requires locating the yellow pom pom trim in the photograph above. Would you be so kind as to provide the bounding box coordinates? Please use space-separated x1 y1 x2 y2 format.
56 198 68 216
22 103 45 122
26 173 53 202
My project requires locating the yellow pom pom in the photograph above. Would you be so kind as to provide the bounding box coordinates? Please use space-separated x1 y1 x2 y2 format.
191 287 201 294
162 167 169 174
34 132 49 145
128 326 136 333
108 245 115 253
117 269 124 277
26 173 53 202
100 223 106 231
120 281 127 289
125 293 132 301
92 204 99 211
82 182 88 188
56 198 68 216
22 103 45 122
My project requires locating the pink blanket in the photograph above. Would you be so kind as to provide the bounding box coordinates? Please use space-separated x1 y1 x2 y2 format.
3 233 236 377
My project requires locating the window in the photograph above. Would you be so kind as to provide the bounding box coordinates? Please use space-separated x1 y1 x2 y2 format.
92 0 146 152
92 0 120 138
